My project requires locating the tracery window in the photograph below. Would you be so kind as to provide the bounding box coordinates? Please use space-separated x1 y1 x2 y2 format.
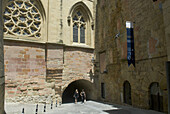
72 11 86 44
3 0 41 38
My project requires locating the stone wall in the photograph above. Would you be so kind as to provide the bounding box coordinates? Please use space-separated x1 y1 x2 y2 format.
163 0 170 61
0 0 5 113
46 44 64 99
62 46 94 89
4 40 94 103
4 41 55 103
95 0 168 112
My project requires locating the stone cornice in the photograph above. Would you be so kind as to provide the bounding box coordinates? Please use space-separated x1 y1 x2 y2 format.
4 37 94 50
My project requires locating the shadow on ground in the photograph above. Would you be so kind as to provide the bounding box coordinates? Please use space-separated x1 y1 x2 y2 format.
103 109 131 114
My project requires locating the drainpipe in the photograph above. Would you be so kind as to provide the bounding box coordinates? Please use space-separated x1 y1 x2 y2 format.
166 61 170 114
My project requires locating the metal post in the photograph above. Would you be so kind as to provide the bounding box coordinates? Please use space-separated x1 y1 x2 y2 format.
44 103 46 112
35 104 38 114
51 101 53 109
166 61 170 114
56 100 57 107
22 108 24 114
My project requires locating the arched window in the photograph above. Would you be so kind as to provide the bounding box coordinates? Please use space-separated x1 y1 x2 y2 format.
3 0 42 38
68 2 93 47
72 10 86 44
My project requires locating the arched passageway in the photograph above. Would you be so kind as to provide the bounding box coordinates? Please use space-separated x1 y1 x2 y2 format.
62 79 94 103
149 82 163 112
123 81 132 105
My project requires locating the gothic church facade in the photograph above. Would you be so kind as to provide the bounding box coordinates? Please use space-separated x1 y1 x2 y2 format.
3 0 96 104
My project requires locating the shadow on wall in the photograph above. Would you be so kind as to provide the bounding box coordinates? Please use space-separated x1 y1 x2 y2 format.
62 79 94 103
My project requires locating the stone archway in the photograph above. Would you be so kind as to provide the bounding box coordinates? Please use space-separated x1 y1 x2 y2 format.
149 82 163 112
123 81 132 105
62 79 94 103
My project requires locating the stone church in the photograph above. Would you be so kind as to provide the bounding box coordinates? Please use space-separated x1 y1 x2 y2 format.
1 0 170 113
2 0 96 105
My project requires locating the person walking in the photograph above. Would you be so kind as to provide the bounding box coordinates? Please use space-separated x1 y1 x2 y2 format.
73 89 79 104
80 89 86 103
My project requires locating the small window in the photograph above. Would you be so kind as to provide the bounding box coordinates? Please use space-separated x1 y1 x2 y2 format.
101 83 105 99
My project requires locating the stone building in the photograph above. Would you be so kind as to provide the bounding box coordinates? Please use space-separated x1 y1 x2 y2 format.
94 0 170 113
3 0 96 104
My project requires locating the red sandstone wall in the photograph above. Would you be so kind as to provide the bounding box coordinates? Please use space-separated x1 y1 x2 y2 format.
4 41 55 103
4 41 94 103
63 47 93 84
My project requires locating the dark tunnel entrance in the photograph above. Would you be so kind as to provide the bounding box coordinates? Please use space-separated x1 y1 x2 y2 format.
62 79 94 103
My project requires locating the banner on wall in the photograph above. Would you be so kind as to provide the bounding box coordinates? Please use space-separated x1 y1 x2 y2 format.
126 21 135 67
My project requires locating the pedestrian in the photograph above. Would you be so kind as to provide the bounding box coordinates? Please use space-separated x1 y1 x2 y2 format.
80 89 86 103
73 89 79 104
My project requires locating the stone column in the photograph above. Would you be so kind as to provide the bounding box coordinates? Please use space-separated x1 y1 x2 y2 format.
0 0 5 113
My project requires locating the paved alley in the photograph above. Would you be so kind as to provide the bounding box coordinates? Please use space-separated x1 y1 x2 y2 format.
5 100 165 114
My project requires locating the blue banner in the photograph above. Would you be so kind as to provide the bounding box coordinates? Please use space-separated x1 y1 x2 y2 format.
127 28 135 67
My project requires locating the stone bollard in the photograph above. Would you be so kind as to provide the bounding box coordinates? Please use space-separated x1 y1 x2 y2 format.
35 104 38 114
44 103 46 112
56 100 57 107
51 101 53 109
22 108 24 114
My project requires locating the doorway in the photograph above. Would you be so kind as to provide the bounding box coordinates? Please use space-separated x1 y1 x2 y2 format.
123 81 132 105
62 79 93 103
149 82 163 112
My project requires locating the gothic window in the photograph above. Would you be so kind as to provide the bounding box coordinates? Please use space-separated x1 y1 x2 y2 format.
3 0 42 38
72 11 86 44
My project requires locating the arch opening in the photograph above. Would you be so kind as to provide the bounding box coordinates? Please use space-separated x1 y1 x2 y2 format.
149 82 163 112
123 81 132 105
62 79 93 103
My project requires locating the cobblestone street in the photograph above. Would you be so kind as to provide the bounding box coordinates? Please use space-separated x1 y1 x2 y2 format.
5 101 165 114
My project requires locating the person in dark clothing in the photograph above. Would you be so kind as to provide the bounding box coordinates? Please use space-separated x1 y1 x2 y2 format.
73 89 79 104
80 89 86 103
